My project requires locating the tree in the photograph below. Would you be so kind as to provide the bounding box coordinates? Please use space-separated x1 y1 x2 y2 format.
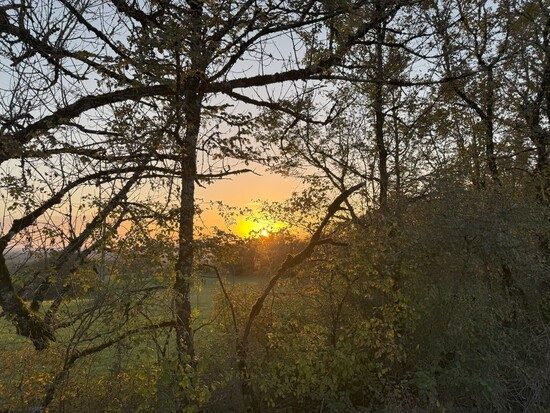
503 0 549 200
431 0 514 186
0 0 408 398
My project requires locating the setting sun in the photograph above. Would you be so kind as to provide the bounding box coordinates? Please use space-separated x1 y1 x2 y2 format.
235 216 287 238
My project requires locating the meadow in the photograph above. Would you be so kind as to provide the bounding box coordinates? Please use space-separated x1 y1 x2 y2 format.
0 274 264 410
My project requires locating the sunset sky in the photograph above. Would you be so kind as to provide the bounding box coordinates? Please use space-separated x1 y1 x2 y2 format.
196 167 302 236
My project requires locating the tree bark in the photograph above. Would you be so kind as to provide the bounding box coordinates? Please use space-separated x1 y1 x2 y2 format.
0 253 55 350
173 0 205 394
174 103 200 364
484 66 500 184
374 1 389 212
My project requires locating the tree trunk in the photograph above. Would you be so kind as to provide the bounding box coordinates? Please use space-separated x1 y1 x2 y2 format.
174 101 200 364
392 106 401 198
0 253 55 350
484 66 500 184
172 1 205 403
374 2 388 212
533 41 549 200
527 110 549 201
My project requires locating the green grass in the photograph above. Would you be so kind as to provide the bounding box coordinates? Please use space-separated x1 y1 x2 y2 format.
0 274 262 354
193 274 263 317
0 274 265 409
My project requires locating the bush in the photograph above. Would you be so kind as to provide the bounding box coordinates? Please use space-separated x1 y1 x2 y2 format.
212 182 550 411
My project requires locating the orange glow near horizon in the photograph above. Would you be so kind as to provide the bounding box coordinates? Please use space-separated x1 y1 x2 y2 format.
234 215 287 238
196 166 300 237
1 168 300 246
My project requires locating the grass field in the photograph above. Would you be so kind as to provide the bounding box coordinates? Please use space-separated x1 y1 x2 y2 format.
0 274 266 409
0 274 263 346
